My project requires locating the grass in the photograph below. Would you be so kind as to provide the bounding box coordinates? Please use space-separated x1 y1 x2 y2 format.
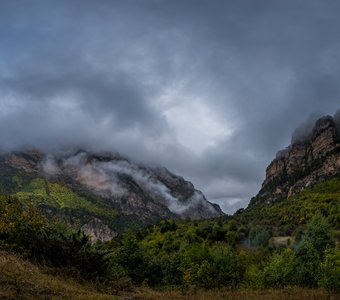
0 251 116 300
14 178 118 220
128 287 338 300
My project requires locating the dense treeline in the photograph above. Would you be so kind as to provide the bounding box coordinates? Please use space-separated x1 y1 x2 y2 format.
0 193 339 293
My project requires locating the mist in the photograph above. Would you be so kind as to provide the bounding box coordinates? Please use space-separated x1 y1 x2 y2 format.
42 152 213 215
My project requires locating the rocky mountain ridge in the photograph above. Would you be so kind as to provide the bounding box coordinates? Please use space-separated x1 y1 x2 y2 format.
0 149 223 241
250 113 340 206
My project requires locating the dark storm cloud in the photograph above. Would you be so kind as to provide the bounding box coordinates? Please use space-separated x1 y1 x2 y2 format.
1 0 339 213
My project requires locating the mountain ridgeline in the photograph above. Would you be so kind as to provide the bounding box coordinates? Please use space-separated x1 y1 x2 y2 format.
250 114 340 207
0 150 222 241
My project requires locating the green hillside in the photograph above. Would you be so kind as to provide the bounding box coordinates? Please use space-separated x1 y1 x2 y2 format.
0 177 339 298
236 177 340 235
0 166 144 232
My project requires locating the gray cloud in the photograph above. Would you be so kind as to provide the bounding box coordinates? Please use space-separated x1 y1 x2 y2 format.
1 0 339 213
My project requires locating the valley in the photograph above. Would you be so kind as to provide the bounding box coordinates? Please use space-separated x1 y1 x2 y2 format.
0 114 339 298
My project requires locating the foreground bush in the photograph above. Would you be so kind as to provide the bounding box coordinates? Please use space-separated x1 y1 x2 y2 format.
0 196 115 282
318 247 340 291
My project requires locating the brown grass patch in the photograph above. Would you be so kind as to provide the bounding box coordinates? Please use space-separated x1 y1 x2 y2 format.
127 287 338 300
0 251 116 300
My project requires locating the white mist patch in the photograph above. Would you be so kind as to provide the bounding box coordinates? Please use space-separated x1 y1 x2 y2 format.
61 152 127 198
146 179 191 214
41 155 61 175
99 159 192 214
189 190 216 213
41 152 202 215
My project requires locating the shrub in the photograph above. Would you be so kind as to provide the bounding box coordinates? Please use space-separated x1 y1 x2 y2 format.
302 214 335 257
182 245 244 288
0 196 115 282
249 226 271 248
295 239 320 286
318 247 340 291
262 248 297 288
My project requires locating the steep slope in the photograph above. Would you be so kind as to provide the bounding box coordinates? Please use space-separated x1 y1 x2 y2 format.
236 177 340 235
249 114 340 206
0 150 223 240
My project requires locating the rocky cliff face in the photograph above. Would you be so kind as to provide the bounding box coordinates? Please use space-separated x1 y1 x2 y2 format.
250 114 340 206
0 149 223 240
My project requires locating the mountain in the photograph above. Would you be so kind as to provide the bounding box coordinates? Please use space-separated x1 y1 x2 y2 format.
249 113 340 207
0 149 223 241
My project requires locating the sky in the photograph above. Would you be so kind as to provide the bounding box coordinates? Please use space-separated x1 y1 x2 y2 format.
0 0 339 213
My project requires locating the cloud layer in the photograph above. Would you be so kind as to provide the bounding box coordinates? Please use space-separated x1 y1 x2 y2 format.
1 0 339 213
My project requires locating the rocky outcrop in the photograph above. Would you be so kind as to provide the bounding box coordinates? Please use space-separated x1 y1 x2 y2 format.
5 150 44 173
250 115 340 206
81 218 118 243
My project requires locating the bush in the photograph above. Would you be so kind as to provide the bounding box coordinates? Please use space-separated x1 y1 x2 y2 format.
295 214 335 287
262 248 297 288
249 226 271 248
115 230 164 286
243 264 264 289
182 245 244 288
295 239 320 286
302 214 335 257
318 247 340 291
0 196 115 282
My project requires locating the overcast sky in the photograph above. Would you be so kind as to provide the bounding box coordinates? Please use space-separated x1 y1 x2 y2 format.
1 0 339 213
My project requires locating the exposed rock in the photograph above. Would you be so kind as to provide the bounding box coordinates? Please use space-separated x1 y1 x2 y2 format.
311 117 337 157
250 114 340 206
81 218 118 243
264 158 286 185
5 150 44 172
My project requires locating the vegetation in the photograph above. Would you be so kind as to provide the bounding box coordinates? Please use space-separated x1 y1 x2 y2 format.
14 178 118 220
236 177 340 234
2 172 150 233
0 251 116 300
0 177 339 298
0 196 116 282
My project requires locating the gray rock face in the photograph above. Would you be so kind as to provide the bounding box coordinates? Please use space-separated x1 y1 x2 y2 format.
250 115 340 206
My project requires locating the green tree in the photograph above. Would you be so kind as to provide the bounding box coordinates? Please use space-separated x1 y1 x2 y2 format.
249 225 271 248
318 247 340 291
295 214 334 286
262 248 297 288
302 214 335 257
182 245 244 288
